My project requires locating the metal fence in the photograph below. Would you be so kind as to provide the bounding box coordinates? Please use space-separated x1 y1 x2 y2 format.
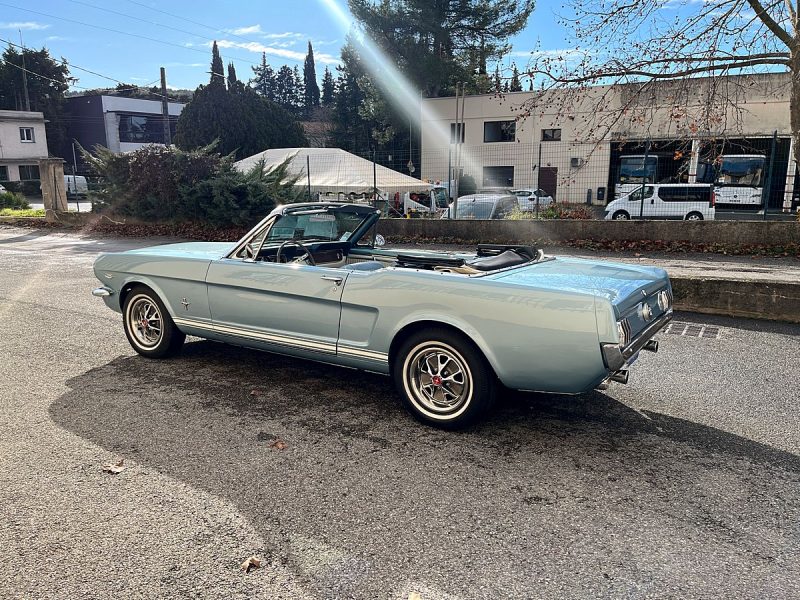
313 133 799 221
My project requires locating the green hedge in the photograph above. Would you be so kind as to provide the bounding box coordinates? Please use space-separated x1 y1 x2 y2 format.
0 191 31 210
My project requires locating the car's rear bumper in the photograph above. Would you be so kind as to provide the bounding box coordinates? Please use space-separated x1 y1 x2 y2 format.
601 309 673 372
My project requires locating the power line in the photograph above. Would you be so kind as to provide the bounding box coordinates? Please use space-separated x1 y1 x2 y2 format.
0 1 262 70
0 36 184 101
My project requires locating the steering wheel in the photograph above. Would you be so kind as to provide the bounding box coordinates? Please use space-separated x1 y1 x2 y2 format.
275 240 316 266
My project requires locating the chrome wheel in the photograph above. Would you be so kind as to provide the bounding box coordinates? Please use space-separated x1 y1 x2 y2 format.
403 341 473 419
613 211 630 220
127 295 162 348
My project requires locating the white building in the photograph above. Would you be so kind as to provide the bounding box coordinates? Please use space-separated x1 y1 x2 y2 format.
0 109 49 182
420 72 795 210
63 95 185 163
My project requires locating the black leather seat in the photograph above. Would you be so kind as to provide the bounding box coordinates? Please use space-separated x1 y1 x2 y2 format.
466 250 528 272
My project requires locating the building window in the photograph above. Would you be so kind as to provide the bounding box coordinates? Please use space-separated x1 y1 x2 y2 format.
482 166 514 188
450 123 465 144
0 165 8 181
19 127 35 143
118 113 171 144
541 128 561 142
19 165 41 180
484 120 516 143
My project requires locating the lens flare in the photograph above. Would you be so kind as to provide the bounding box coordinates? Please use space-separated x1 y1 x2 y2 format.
317 0 481 188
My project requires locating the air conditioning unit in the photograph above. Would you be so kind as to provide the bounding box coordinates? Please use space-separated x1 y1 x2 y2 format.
570 157 584 168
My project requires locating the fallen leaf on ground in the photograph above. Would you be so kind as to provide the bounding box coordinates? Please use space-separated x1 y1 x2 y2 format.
408 592 423 600
250 389 262 397
268 439 288 450
240 556 262 573
102 458 125 474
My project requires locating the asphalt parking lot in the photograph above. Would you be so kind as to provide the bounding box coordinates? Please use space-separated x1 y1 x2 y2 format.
1 226 799 599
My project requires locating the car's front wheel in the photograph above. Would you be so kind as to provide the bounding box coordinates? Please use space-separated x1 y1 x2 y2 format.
123 286 185 358
685 212 704 221
393 328 496 429
612 210 630 220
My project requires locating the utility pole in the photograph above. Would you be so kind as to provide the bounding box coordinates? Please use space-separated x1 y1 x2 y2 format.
19 30 31 112
160 67 171 145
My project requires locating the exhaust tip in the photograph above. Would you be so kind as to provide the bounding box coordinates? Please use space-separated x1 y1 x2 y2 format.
610 370 629 384
643 340 659 353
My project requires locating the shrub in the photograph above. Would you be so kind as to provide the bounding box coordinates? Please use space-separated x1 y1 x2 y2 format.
20 180 42 197
0 191 30 210
507 203 593 220
81 143 301 227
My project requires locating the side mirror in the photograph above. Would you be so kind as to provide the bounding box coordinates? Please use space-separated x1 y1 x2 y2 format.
374 234 386 247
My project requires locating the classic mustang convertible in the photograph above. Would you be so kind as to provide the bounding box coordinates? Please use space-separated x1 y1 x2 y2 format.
92 202 672 428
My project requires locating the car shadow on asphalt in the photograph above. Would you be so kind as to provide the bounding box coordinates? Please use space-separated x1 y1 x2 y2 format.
49 340 800 597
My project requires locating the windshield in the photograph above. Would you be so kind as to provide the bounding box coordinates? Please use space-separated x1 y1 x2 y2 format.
433 188 449 208
717 156 765 186
266 210 368 242
453 201 495 219
619 156 657 184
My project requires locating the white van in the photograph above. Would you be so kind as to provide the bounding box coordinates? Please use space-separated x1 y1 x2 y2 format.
65 175 88 196
604 184 715 221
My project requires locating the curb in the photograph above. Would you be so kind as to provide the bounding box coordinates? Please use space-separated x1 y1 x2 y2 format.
671 277 800 323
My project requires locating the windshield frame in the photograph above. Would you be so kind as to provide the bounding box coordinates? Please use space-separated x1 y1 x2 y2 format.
226 203 380 260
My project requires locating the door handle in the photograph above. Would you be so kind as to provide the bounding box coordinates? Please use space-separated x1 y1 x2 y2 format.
321 275 343 285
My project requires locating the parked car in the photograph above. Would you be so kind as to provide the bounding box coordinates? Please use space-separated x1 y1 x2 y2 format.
92 202 673 428
0 183 6 193
605 184 715 220
65 174 88 196
441 193 519 219
511 188 555 211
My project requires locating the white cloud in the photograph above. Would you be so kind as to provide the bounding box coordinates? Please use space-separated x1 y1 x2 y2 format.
164 62 205 68
0 21 51 30
215 39 338 64
228 24 263 35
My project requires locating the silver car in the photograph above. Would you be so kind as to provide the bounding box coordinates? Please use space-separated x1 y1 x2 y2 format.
92 202 673 428
442 194 519 219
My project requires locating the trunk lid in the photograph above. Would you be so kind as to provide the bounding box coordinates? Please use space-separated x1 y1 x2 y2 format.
488 257 669 316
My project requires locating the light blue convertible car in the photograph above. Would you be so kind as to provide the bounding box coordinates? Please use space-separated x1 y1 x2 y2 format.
93 202 673 428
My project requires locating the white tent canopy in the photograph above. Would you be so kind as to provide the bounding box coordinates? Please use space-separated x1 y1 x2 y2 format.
234 147 432 199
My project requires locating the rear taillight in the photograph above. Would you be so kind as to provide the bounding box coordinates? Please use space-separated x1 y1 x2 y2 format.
710 190 716 208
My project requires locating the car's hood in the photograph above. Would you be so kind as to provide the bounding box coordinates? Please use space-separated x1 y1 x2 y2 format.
122 241 236 260
488 256 669 312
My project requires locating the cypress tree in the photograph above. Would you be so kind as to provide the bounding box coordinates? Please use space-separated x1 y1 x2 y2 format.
303 41 321 110
510 64 522 92
210 41 225 87
227 62 238 89
293 64 305 113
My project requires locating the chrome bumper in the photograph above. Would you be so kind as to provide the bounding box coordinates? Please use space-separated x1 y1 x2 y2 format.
601 309 673 371
92 286 114 298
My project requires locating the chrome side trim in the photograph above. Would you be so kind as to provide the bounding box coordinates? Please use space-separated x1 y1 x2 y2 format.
337 346 389 362
171 317 390 360
92 286 114 298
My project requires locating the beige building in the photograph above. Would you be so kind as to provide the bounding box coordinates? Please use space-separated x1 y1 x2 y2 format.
420 72 794 209
0 110 49 183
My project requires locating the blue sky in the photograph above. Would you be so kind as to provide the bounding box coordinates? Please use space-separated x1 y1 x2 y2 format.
0 0 572 91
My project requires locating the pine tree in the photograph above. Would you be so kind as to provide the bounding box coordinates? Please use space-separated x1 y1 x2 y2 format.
274 65 295 112
292 65 304 112
321 66 335 105
303 41 321 111
528 78 534 91
510 64 522 92
493 65 502 92
250 52 276 101
210 41 225 87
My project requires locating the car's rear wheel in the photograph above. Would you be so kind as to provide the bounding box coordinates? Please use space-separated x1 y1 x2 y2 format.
393 328 495 429
123 286 185 358
686 212 704 221
612 210 630 220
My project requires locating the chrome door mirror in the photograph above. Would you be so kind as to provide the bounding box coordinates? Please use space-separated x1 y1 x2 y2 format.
374 234 386 247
